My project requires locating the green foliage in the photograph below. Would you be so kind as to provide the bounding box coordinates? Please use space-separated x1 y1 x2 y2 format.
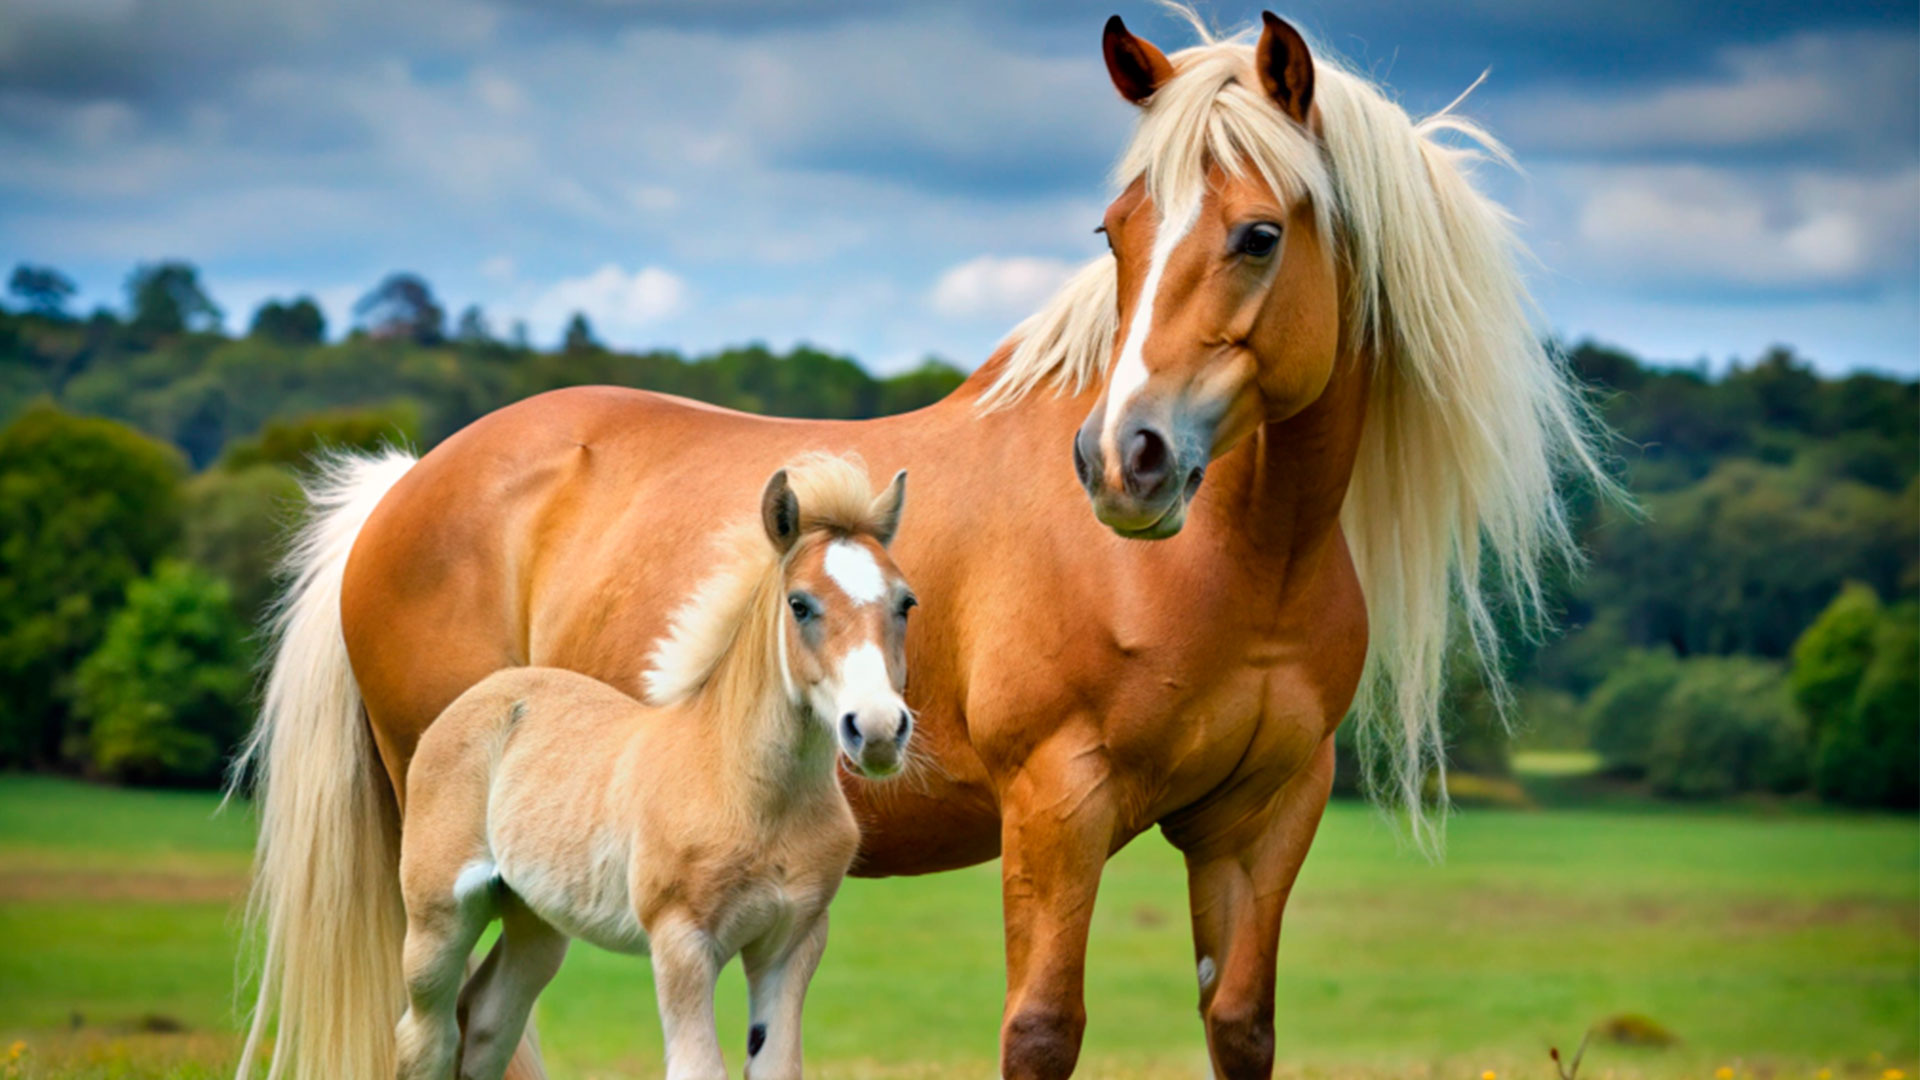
355 272 444 344
1644 655 1806 798
70 561 253 785
249 296 326 345
1789 582 1883 739
219 402 421 472
1807 599 1920 809
9 263 76 317
563 312 597 351
180 463 302 622
126 261 221 338
1583 649 1684 776
0 404 183 766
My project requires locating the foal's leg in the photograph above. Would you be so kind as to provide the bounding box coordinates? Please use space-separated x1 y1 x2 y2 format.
649 917 728 1080
995 733 1123 1080
455 896 569 1080
741 914 830 1080
1165 735 1335 1080
396 884 493 1080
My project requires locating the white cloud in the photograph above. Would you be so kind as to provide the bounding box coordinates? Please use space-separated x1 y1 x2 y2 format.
1497 31 1916 157
1562 164 1917 290
929 254 1076 321
525 263 689 342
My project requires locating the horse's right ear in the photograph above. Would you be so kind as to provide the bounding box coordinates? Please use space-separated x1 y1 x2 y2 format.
761 469 800 554
1103 15 1174 105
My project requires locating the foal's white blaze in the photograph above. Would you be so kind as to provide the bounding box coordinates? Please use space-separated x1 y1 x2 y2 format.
1100 189 1203 461
835 642 894 705
823 540 886 605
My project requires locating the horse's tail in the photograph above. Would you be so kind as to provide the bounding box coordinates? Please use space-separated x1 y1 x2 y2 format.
231 449 418 1080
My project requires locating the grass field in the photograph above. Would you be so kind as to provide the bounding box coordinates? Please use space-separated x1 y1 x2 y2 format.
0 772 1914 1080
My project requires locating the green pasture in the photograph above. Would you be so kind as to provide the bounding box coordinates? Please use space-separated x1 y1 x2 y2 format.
0 772 1914 1080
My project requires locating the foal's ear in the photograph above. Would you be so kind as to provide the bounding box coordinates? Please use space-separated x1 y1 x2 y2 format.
1103 15 1175 105
870 470 907 547
1256 11 1314 126
761 469 800 554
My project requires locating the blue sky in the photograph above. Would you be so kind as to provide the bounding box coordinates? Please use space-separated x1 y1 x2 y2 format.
1 0 1914 375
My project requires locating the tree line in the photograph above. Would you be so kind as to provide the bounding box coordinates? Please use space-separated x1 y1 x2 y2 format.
0 260 1913 805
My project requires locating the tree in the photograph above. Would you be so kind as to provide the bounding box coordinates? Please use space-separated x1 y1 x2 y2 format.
1798 592 1920 808
1646 656 1805 799
1584 648 1684 776
8 264 77 318
71 561 252 785
218 402 421 472
0 405 184 765
562 312 597 352
180 464 303 622
250 297 327 345
126 261 222 337
1789 583 1882 741
354 273 444 344
455 304 493 345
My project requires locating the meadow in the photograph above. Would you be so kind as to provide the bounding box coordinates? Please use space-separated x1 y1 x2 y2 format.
0 771 1914 1080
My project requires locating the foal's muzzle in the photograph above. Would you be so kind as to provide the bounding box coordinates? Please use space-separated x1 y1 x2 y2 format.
838 703 912 779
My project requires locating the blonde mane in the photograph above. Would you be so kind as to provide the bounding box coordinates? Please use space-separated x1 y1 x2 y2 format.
641 453 897 716
981 10 1613 847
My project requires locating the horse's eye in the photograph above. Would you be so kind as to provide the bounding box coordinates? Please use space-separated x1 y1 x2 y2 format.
788 595 815 622
1236 223 1282 258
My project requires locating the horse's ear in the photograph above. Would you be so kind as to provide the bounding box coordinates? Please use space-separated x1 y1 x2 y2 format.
1103 15 1174 105
870 470 907 547
1256 11 1314 125
761 469 800 554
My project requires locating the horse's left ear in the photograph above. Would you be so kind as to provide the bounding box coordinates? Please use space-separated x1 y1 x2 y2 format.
761 468 800 554
870 470 907 547
1256 11 1314 125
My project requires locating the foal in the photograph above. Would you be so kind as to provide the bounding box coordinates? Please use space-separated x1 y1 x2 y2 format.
394 454 914 1080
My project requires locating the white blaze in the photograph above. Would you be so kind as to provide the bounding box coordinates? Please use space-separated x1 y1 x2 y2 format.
1101 190 1203 461
824 540 886 604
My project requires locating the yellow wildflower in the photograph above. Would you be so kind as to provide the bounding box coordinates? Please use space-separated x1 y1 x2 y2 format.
1881 1070 1905 1080
1715 1068 1735 1080
1482 1072 1496 1080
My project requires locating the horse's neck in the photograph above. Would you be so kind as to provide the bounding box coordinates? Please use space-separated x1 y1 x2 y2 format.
1203 352 1370 566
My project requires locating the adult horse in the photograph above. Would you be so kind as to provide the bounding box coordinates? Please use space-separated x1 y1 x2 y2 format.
235 10 1605 1080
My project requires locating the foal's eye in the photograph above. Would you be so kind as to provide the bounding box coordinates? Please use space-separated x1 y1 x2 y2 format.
788 595 816 623
1235 223 1282 259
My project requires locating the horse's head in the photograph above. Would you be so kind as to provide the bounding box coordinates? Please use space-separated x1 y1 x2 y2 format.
1073 13 1340 539
761 464 915 778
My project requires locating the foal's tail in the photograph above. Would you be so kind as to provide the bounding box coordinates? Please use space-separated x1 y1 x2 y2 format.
230 449 418 1080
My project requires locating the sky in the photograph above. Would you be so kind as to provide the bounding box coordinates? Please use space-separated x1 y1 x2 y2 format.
0 0 1915 376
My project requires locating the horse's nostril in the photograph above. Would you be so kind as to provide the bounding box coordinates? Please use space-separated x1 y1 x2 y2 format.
1183 466 1205 501
895 711 913 745
1124 428 1173 498
1072 434 1093 488
840 712 862 748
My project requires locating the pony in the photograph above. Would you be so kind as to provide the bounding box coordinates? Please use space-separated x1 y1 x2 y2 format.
391 455 914 1080
233 9 1608 1080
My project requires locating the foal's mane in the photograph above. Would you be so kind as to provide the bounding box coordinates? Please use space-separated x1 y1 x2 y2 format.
981 8 1613 847
641 453 895 719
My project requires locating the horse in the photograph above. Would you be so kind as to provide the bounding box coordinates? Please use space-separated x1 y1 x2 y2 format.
233 9 1608 1080
392 455 914 1080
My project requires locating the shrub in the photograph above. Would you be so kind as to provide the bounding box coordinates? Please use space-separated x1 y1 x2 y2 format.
1790 582 1882 739
0 403 184 765
181 463 301 622
1813 606 1919 808
1583 649 1683 776
1646 656 1806 798
71 561 253 785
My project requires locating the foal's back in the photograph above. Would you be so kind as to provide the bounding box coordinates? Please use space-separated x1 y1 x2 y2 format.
409 667 658 954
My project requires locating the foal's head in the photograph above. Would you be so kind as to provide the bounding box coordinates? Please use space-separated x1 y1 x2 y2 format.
1072 13 1341 538
760 462 915 778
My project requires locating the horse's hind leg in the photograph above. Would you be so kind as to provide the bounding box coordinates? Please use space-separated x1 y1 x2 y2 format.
1162 734 1335 1080
456 896 569 1080
396 880 493 1080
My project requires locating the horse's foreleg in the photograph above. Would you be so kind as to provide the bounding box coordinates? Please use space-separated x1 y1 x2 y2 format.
741 913 829 1080
455 898 569 1080
1166 734 1335 1080
650 917 728 1080
996 735 1122 1080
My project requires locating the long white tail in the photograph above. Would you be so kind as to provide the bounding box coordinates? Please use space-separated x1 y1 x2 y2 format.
231 449 418 1080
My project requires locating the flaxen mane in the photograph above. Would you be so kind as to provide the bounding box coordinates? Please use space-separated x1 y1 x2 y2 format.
981 7 1613 846
641 452 898 714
